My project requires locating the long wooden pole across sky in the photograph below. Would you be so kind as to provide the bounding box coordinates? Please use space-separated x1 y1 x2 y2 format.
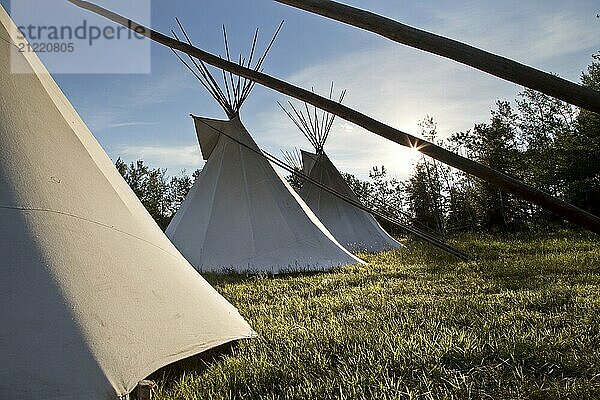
66 0 600 234
273 0 600 114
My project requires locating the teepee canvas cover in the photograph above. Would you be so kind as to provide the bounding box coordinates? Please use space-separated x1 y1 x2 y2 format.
280 87 401 253
166 116 362 273
300 150 402 252
0 7 254 400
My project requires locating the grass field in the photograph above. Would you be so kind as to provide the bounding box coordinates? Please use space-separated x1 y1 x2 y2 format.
154 231 600 400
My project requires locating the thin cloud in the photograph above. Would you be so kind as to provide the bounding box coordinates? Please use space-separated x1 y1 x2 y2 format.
130 71 198 107
106 121 157 129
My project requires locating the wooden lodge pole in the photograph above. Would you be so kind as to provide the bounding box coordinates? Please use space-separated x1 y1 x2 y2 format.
273 0 600 114
66 0 600 234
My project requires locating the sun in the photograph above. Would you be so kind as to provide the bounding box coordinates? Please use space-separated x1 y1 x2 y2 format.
409 143 422 157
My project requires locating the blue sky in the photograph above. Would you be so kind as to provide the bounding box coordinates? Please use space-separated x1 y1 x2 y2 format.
4 0 599 179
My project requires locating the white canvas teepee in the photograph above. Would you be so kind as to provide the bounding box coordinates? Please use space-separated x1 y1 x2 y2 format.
166 116 362 273
0 7 254 400
166 24 362 273
281 89 402 252
300 150 402 252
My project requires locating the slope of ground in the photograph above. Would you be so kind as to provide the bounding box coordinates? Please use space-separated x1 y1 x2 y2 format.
155 231 600 400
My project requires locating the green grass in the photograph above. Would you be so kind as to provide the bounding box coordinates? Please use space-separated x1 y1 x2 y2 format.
154 231 600 400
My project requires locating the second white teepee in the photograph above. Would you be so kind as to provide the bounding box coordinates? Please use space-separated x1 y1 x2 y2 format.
166 25 362 273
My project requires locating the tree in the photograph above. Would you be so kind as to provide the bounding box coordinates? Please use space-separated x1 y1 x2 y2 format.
342 172 373 206
404 117 446 234
114 159 200 230
405 162 441 232
445 180 477 232
517 88 576 196
367 166 404 217
343 166 404 235
449 101 527 231
513 88 577 226
119 160 170 229
554 53 600 217
167 171 195 220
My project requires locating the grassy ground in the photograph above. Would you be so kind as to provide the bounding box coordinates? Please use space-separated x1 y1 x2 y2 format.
154 231 600 400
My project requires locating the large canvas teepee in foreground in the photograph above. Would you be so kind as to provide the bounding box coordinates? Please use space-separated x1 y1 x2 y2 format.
0 7 254 400
281 91 402 252
166 24 362 273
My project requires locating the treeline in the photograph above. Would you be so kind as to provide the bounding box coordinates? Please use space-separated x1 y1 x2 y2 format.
115 159 200 230
115 54 599 235
400 54 599 234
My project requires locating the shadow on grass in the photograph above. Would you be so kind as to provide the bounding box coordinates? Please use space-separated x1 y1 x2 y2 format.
148 340 243 385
